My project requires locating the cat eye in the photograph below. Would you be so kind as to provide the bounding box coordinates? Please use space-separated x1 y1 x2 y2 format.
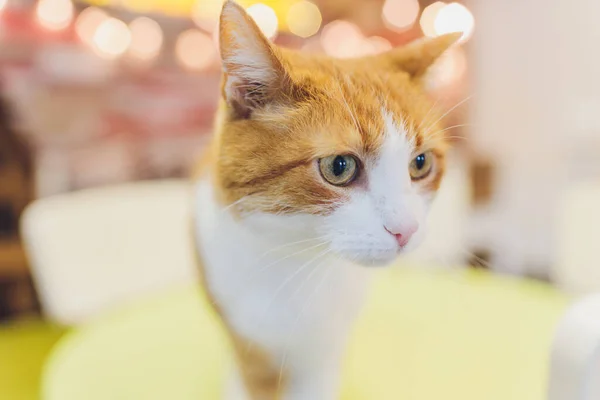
409 151 434 180
319 155 359 186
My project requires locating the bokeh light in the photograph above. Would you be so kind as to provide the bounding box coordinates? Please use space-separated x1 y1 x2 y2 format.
93 18 132 59
175 29 216 71
420 1 446 37
287 1 322 38
321 20 365 58
434 2 475 43
128 17 163 62
0 0 8 11
76 7 109 46
246 3 279 39
382 0 420 32
192 0 225 32
36 0 74 31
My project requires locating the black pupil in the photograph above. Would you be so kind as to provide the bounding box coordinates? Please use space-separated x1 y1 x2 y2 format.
415 154 426 170
332 156 347 176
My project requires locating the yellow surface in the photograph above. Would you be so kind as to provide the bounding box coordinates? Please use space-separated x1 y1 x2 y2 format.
42 268 569 400
0 320 65 400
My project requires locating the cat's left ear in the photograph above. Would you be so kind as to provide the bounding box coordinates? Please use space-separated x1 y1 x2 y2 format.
378 33 462 79
219 1 290 119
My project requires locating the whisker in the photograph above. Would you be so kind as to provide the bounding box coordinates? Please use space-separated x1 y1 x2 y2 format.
266 249 332 306
220 196 253 214
245 248 332 356
428 135 469 144
259 235 330 259
288 254 328 300
255 241 329 275
202 239 328 311
426 123 473 138
417 97 441 132
422 95 473 136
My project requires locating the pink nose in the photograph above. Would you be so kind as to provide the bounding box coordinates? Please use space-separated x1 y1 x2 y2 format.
385 224 418 247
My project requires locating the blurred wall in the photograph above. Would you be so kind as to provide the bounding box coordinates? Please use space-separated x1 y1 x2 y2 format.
470 0 600 278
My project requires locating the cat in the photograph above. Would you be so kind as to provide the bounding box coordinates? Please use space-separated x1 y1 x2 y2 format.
193 2 460 399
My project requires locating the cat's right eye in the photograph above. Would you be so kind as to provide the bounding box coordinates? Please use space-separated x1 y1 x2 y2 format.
409 151 434 180
319 155 359 186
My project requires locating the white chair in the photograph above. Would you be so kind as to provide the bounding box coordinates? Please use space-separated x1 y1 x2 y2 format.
549 294 600 400
21 180 198 325
555 181 600 295
549 180 600 399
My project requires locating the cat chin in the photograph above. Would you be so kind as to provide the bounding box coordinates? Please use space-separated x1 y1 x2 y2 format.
339 238 425 268
337 252 399 268
358 257 398 268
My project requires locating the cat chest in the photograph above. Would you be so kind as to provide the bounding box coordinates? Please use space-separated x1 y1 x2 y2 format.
199 234 365 349
194 179 372 350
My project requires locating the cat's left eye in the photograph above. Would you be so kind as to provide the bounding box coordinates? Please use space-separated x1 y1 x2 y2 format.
319 155 359 186
409 151 434 180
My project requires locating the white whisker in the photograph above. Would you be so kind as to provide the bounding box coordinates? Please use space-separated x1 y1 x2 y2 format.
427 123 473 137
220 196 253 214
259 235 330 259
289 254 328 300
266 249 332 305
255 241 329 275
417 97 440 131
245 248 332 356
422 95 473 136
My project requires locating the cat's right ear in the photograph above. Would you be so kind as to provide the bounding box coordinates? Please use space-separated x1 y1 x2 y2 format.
219 1 289 119
378 33 462 80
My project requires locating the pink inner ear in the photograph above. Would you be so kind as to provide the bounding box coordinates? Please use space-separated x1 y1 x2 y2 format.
226 78 267 119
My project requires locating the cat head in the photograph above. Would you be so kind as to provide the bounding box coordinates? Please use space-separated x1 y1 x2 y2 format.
213 1 459 266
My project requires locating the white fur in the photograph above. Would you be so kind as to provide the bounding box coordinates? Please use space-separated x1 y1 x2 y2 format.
194 109 434 399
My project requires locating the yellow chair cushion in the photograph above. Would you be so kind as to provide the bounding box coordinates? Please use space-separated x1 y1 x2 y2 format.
0 320 65 400
42 268 568 400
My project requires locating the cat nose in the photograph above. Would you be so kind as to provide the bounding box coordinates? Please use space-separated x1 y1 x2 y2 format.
385 223 418 247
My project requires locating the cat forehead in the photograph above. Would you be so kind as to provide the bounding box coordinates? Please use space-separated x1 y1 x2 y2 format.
293 70 429 143
268 83 422 159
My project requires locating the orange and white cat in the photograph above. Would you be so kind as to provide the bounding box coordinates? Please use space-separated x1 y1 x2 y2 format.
193 2 459 399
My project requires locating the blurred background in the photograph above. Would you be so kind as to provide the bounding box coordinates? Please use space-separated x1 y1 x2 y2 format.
1 0 477 320
1 0 599 398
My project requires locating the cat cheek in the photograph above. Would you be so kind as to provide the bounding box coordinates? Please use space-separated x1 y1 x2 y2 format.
320 194 398 264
